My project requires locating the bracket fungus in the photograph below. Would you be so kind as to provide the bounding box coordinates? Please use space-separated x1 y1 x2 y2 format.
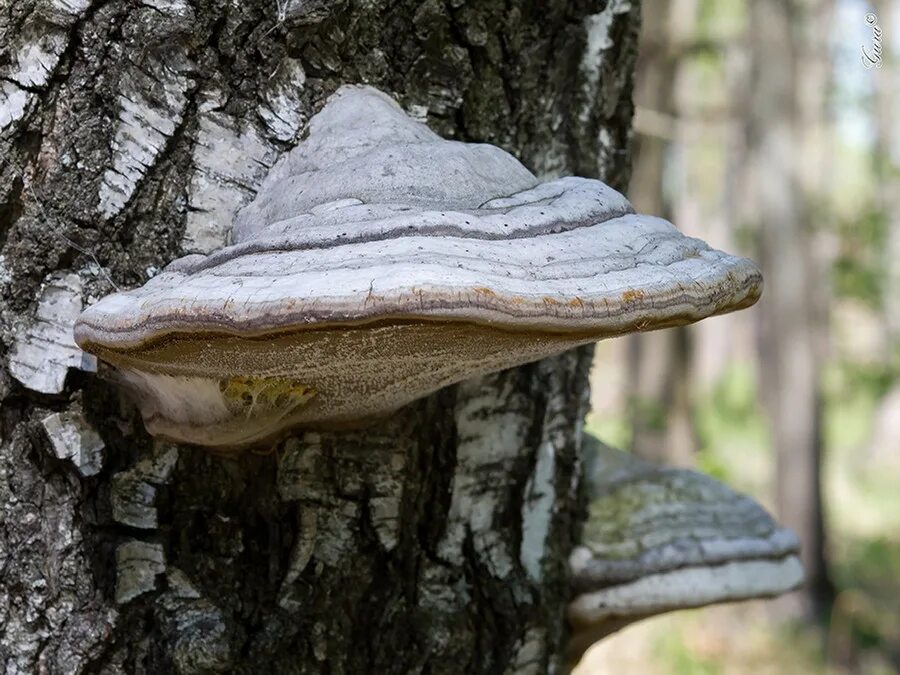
567 437 804 660
75 85 762 448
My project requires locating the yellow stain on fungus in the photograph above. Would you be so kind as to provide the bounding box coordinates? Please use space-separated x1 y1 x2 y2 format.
219 376 317 418
542 296 559 306
568 297 584 308
621 289 645 303
472 287 497 297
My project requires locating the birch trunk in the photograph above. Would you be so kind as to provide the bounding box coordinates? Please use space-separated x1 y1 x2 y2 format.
0 1 639 672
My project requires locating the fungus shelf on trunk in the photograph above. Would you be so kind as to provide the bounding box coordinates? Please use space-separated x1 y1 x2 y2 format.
74 85 762 449
567 436 804 661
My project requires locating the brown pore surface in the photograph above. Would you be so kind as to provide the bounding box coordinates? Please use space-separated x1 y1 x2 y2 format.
88 315 707 427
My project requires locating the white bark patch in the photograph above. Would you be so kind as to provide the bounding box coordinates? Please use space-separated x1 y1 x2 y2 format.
438 374 530 578
98 56 194 218
10 33 67 88
281 0 334 24
506 627 548 675
257 58 307 142
133 442 180 483
312 501 359 566
520 357 579 582
0 80 31 132
277 434 325 501
110 444 178 528
53 0 92 13
183 108 278 253
0 8 83 132
579 0 631 177
166 567 202 599
141 0 192 16
275 430 406 601
115 540 166 604
519 440 556 582
580 0 632 113
112 473 158 528
279 508 317 610
367 447 406 551
41 407 104 477
276 435 358 567
9 272 86 394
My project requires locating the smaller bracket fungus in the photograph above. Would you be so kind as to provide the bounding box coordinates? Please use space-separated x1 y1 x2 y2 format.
75 85 763 449
567 437 804 661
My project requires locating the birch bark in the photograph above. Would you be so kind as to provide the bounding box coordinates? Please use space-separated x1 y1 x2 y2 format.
0 1 639 672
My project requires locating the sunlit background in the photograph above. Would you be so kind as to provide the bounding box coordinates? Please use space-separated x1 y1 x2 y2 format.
577 0 899 673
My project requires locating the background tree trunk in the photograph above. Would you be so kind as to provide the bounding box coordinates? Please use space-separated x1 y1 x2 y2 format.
0 1 639 672
626 0 697 467
746 0 833 618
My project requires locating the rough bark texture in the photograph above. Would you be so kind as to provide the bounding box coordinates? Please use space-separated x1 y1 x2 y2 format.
0 1 638 673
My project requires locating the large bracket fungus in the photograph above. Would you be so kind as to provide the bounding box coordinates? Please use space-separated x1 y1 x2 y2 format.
75 85 762 449
567 437 804 660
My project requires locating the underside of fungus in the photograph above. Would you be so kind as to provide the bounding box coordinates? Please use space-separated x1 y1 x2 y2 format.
75 85 763 448
567 436 804 661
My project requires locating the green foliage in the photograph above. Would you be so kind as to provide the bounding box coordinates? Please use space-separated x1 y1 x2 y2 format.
583 414 631 452
732 221 762 257
697 0 746 38
824 360 895 451
694 365 770 491
628 395 669 433
829 537 900 665
653 626 722 675
831 207 888 309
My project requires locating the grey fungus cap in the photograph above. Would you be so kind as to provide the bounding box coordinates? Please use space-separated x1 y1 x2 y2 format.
567 437 803 660
74 86 763 449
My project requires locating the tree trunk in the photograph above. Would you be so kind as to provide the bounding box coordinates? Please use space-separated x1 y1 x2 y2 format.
626 0 696 466
746 0 833 618
0 1 639 673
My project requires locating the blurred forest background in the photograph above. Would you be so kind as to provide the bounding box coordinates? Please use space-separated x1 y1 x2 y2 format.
577 0 899 673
